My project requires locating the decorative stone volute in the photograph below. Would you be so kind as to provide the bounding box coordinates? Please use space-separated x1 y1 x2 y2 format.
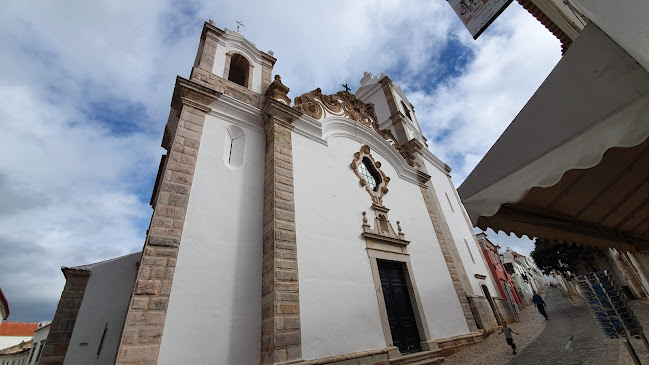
265 74 291 106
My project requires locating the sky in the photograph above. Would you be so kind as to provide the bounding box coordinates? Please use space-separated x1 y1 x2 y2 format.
0 0 561 322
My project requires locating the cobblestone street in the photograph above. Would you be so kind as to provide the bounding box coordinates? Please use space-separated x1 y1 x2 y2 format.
508 287 620 365
442 295 547 365
443 287 649 365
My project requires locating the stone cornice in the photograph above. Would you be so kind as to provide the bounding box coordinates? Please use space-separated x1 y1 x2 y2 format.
203 21 225 40
262 98 303 126
362 232 410 246
171 76 220 113
209 96 264 134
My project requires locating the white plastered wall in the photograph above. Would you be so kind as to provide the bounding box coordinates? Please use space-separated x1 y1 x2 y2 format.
361 86 391 126
390 88 424 141
64 253 140 365
425 160 498 298
158 113 265 365
0 337 32 352
292 131 470 360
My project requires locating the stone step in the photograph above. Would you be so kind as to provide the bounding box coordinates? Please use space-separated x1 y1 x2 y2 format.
408 357 445 365
389 350 443 364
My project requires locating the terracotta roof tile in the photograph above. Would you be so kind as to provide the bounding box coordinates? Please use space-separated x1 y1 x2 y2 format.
0 322 39 337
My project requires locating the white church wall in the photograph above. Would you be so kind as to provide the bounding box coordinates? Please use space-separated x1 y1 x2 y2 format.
292 134 386 360
64 253 140 365
361 86 391 126
292 131 471 359
158 113 265 365
376 154 471 341
425 161 498 299
213 46 227 82
390 90 420 141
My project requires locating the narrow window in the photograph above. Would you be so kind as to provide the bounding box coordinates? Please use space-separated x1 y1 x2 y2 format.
445 192 455 213
401 101 412 120
36 342 44 362
224 125 245 169
464 238 475 264
228 54 250 87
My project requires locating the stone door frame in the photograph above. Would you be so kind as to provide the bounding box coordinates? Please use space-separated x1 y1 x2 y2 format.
366 247 438 358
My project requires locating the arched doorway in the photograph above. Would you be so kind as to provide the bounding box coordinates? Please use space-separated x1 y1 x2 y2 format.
481 285 502 326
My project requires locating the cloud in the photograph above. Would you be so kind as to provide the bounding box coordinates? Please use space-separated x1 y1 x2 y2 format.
400 5 562 185
0 0 558 321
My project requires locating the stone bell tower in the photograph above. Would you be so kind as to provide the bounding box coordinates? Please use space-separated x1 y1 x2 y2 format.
114 21 283 364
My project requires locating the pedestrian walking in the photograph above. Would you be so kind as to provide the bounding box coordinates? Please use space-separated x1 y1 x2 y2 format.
499 323 519 355
532 291 548 320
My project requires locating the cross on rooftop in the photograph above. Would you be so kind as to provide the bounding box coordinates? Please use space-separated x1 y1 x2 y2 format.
342 83 351 92
236 21 245 32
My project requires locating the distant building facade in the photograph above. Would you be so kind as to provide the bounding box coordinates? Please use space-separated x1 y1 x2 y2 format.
0 323 50 365
476 233 522 311
0 322 39 353
39 253 139 365
502 250 544 305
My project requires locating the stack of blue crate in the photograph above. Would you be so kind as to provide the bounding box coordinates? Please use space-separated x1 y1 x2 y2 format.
576 271 640 338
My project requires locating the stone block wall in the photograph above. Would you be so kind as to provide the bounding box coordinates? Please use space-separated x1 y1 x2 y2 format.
260 100 303 364
493 297 516 325
114 81 216 364
40 270 90 365
467 295 499 330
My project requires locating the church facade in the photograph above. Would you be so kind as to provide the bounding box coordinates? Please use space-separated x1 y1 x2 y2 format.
44 22 506 365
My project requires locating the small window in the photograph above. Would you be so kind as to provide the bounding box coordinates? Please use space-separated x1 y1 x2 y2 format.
445 192 455 213
224 125 245 169
401 101 412 120
228 54 250 87
358 157 382 192
464 239 475 264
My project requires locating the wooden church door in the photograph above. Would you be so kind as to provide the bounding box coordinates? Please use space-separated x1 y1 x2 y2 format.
378 260 422 354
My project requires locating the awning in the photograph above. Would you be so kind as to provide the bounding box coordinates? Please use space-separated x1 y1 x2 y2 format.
458 23 649 252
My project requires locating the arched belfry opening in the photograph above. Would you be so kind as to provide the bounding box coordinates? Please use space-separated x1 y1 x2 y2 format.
228 53 250 88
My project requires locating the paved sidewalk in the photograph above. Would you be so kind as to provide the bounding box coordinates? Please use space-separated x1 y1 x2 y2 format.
442 298 546 365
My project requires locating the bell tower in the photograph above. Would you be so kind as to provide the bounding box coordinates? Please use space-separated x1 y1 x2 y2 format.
190 20 277 103
115 21 282 365
355 71 427 148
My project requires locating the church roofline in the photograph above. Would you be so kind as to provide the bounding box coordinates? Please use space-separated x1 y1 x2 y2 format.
61 252 141 277
203 21 276 65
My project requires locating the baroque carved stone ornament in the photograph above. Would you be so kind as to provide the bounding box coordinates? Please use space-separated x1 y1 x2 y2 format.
293 88 424 169
265 74 291 106
350 145 390 206
293 88 400 147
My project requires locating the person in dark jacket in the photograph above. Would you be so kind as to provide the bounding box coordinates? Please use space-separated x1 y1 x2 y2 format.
532 291 548 320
